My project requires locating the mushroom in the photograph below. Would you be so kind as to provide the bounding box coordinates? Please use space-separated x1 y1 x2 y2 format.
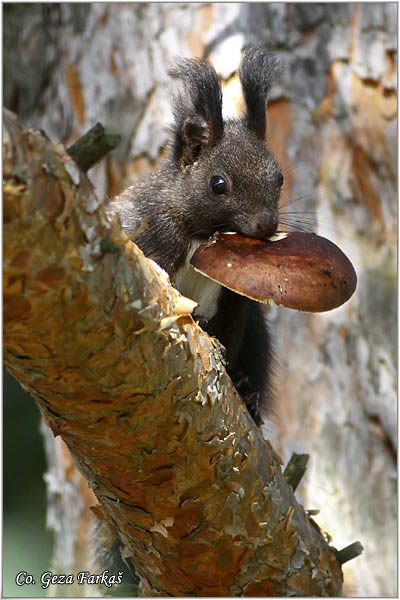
190 232 357 313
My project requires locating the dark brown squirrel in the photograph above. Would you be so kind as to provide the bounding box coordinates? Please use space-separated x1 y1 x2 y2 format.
99 44 284 588
106 44 283 427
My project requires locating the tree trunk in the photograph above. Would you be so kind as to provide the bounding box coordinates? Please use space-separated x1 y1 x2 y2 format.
4 3 397 597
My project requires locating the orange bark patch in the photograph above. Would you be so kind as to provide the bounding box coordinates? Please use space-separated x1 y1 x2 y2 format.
316 62 338 119
160 559 186 585
173 498 203 537
4 295 31 320
267 99 294 194
351 144 384 226
352 70 396 124
244 579 278 596
33 170 66 217
66 64 86 125
4 278 23 295
110 44 119 76
179 535 248 589
180 545 232 586
36 266 66 286
10 251 30 270
186 4 213 58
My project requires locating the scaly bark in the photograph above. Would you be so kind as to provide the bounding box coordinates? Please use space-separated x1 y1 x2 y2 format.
3 110 343 596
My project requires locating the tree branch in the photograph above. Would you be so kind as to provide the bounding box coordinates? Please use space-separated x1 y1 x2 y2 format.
67 123 121 172
3 109 344 596
283 452 309 492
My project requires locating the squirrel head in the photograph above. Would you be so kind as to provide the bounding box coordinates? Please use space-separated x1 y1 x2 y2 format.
169 44 283 241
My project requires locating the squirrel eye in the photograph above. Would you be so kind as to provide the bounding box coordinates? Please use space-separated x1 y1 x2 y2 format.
210 175 227 195
278 173 284 187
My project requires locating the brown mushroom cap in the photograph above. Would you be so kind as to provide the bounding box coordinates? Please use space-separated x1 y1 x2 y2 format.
190 232 357 313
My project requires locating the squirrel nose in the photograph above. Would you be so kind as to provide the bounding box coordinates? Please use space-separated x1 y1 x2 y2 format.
254 212 278 240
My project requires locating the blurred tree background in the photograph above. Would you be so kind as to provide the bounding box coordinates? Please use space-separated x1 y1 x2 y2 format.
3 369 52 597
3 3 397 597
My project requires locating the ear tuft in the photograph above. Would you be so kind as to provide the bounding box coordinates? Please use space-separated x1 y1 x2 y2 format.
239 44 281 139
170 58 223 166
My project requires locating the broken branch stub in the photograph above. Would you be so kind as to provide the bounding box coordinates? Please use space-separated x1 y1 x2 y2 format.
67 122 121 172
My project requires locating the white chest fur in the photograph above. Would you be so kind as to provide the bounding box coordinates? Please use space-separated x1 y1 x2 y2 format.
173 241 222 321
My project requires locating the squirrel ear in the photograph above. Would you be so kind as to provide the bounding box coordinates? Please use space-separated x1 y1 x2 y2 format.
181 115 211 165
170 58 223 166
239 44 280 139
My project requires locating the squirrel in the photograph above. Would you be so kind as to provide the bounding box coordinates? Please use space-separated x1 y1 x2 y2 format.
106 44 283 427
